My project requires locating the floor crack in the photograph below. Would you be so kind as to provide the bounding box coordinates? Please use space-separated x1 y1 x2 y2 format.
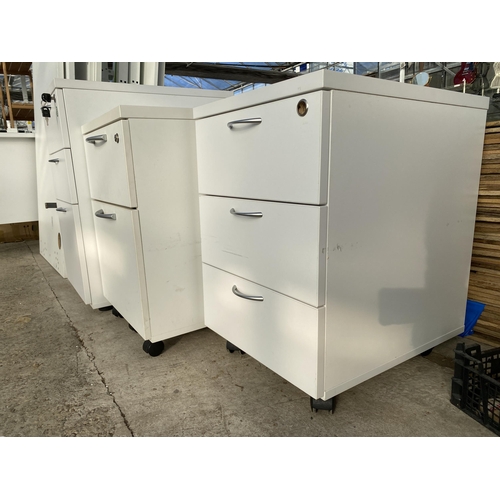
26 242 135 437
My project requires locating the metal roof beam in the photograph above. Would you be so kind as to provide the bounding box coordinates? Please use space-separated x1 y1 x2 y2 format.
164 62 299 84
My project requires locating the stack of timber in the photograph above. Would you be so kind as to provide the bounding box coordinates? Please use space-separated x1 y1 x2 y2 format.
468 120 500 347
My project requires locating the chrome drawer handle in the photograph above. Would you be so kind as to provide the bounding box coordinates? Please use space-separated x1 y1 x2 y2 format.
230 208 263 218
48 158 60 164
86 134 107 144
95 209 116 220
227 118 262 129
232 285 264 302
55 207 67 212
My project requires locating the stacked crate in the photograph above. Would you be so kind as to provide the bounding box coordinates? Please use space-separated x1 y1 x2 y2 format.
468 121 500 347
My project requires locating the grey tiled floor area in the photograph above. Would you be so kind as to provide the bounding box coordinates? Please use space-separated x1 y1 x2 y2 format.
0 240 496 437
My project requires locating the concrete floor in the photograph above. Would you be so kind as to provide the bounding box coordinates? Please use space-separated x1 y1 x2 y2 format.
0 240 497 437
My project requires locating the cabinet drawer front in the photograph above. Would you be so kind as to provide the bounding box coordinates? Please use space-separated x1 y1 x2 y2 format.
203 264 324 398
50 149 78 204
56 201 89 303
46 89 70 155
84 120 137 208
200 196 326 307
91 200 149 338
196 91 330 205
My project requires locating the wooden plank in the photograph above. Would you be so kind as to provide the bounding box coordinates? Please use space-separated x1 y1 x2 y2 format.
2 62 15 127
470 262 500 275
10 102 33 110
468 287 500 302
483 151 500 160
0 75 6 126
480 174 500 182
472 250 500 260
485 127 500 134
480 168 500 174
486 120 500 128
476 216 500 223
473 324 500 337
484 134 500 145
476 318 500 332
469 264 500 276
479 311 500 324
4 62 31 74
469 285 500 298
474 242 500 250
477 195 500 203
468 332 500 347
478 190 500 196
471 325 500 341
467 290 496 302
468 280 500 295
471 266 500 276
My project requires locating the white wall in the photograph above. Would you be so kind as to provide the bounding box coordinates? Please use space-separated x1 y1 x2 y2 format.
0 136 37 224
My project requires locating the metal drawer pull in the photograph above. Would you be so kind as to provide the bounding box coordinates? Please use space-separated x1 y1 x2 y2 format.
55 207 67 212
95 209 116 220
230 208 263 218
227 118 262 129
86 134 107 144
232 285 264 302
48 158 60 164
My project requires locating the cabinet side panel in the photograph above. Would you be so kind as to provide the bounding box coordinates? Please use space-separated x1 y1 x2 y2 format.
32 63 67 276
130 119 205 339
325 90 486 395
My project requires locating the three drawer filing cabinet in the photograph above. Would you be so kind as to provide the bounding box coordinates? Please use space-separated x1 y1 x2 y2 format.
194 69 489 410
39 78 229 309
82 106 204 356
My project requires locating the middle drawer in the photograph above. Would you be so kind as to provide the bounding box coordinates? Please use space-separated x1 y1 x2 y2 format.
199 195 327 307
49 149 78 205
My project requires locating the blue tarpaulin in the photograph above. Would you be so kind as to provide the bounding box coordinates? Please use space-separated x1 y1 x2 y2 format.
459 299 486 338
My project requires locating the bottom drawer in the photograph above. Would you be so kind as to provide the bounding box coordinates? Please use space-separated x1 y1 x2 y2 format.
92 200 150 339
56 200 89 303
202 264 325 398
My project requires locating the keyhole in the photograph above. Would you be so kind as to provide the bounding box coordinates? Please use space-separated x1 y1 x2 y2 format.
297 99 308 117
114 133 120 143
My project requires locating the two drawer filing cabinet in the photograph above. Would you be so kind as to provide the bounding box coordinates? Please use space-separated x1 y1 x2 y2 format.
82 106 204 356
39 78 229 309
194 69 489 409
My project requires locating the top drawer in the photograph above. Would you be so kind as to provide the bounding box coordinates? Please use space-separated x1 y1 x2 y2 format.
83 120 137 208
45 88 71 154
196 91 331 205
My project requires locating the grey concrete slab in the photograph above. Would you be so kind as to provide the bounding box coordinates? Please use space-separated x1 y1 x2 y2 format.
0 241 497 437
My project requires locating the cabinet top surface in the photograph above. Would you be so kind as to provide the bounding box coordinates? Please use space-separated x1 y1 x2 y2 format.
81 105 194 134
193 69 490 119
0 132 35 139
50 78 231 99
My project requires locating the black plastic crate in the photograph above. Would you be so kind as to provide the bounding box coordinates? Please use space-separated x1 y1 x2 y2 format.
451 342 500 436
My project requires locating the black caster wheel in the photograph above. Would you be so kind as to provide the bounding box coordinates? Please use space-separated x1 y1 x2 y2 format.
421 348 433 357
226 340 245 355
129 324 137 333
98 305 113 312
143 340 164 357
112 307 123 318
310 396 336 414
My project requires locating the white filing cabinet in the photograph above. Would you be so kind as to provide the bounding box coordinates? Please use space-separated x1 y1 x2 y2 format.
194 69 489 409
39 79 229 308
82 106 204 356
